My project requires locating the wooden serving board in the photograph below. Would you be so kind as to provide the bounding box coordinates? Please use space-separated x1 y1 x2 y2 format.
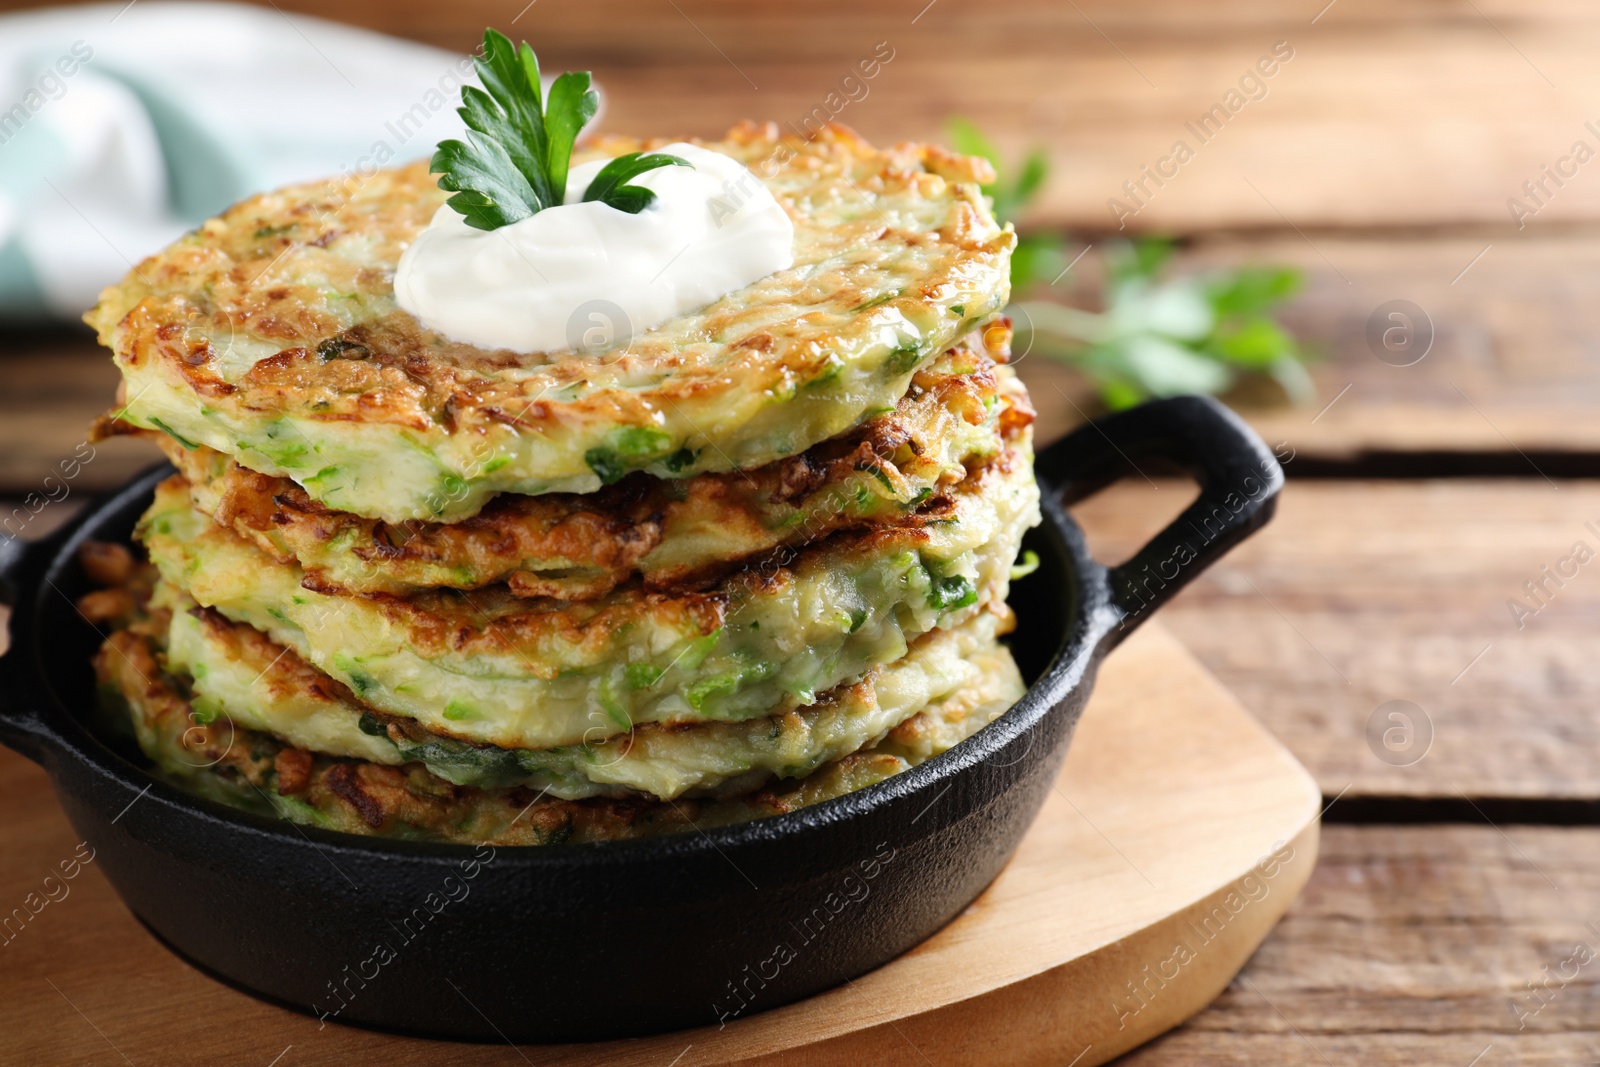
0 622 1319 1066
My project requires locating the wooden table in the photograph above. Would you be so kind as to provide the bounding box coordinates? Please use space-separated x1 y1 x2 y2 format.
4 1 1600 1062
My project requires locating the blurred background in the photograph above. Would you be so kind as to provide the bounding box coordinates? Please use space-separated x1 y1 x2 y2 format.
5 1 1600 1062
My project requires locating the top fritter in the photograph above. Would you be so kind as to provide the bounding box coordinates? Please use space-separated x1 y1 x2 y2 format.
86 123 1014 524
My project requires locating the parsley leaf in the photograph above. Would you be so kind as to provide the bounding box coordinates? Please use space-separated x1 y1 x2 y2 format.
543 70 598 197
435 30 562 229
1013 240 1309 410
582 152 693 214
435 29 692 230
946 116 1313 410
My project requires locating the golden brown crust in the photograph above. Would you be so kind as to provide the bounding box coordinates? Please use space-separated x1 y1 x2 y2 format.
136 337 1026 600
88 123 1015 522
149 454 1018 665
92 621 908 845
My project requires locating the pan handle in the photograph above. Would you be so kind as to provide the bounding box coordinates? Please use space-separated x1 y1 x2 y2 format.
1033 395 1283 651
0 533 56 764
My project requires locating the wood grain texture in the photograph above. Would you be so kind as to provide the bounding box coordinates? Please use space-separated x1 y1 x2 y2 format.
1019 231 1600 456
0 329 160 508
1 0 1594 232
0 624 1319 1066
1070 478 1600 800
12 0 1579 232
1122 824 1600 1065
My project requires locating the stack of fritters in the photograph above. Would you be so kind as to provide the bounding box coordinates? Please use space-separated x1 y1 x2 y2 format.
82 124 1040 845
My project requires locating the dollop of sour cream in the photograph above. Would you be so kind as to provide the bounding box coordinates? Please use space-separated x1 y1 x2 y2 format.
394 143 794 354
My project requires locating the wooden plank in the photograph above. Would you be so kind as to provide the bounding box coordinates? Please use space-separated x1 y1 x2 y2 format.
0 624 1319 1065
1122 824 1600 1065
1069 479 1600 800
0 329 161 511
2 0 1595 229
63 0 1594 231
1019 232 1600 456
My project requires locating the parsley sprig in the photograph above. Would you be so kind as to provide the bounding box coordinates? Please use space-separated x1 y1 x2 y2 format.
1014 240 1312 410
947 116 1313 410
435 29 689 230
583 152 693 213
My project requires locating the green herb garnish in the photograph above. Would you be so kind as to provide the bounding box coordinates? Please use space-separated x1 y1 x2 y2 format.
435 29 689 230
1014 240 1310 410
582 152 694 214
947 115 1312 410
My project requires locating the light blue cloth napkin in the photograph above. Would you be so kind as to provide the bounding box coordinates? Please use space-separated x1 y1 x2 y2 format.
0 3 565 321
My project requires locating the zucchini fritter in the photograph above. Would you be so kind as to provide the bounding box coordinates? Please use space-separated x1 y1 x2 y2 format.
93 609 1020 846
160 580 1021 801
87 124 1014 523
127 339 1030 600
138 439 1039 751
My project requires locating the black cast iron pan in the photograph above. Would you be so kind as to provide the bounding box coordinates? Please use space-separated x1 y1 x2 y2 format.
0 395 1280 1043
